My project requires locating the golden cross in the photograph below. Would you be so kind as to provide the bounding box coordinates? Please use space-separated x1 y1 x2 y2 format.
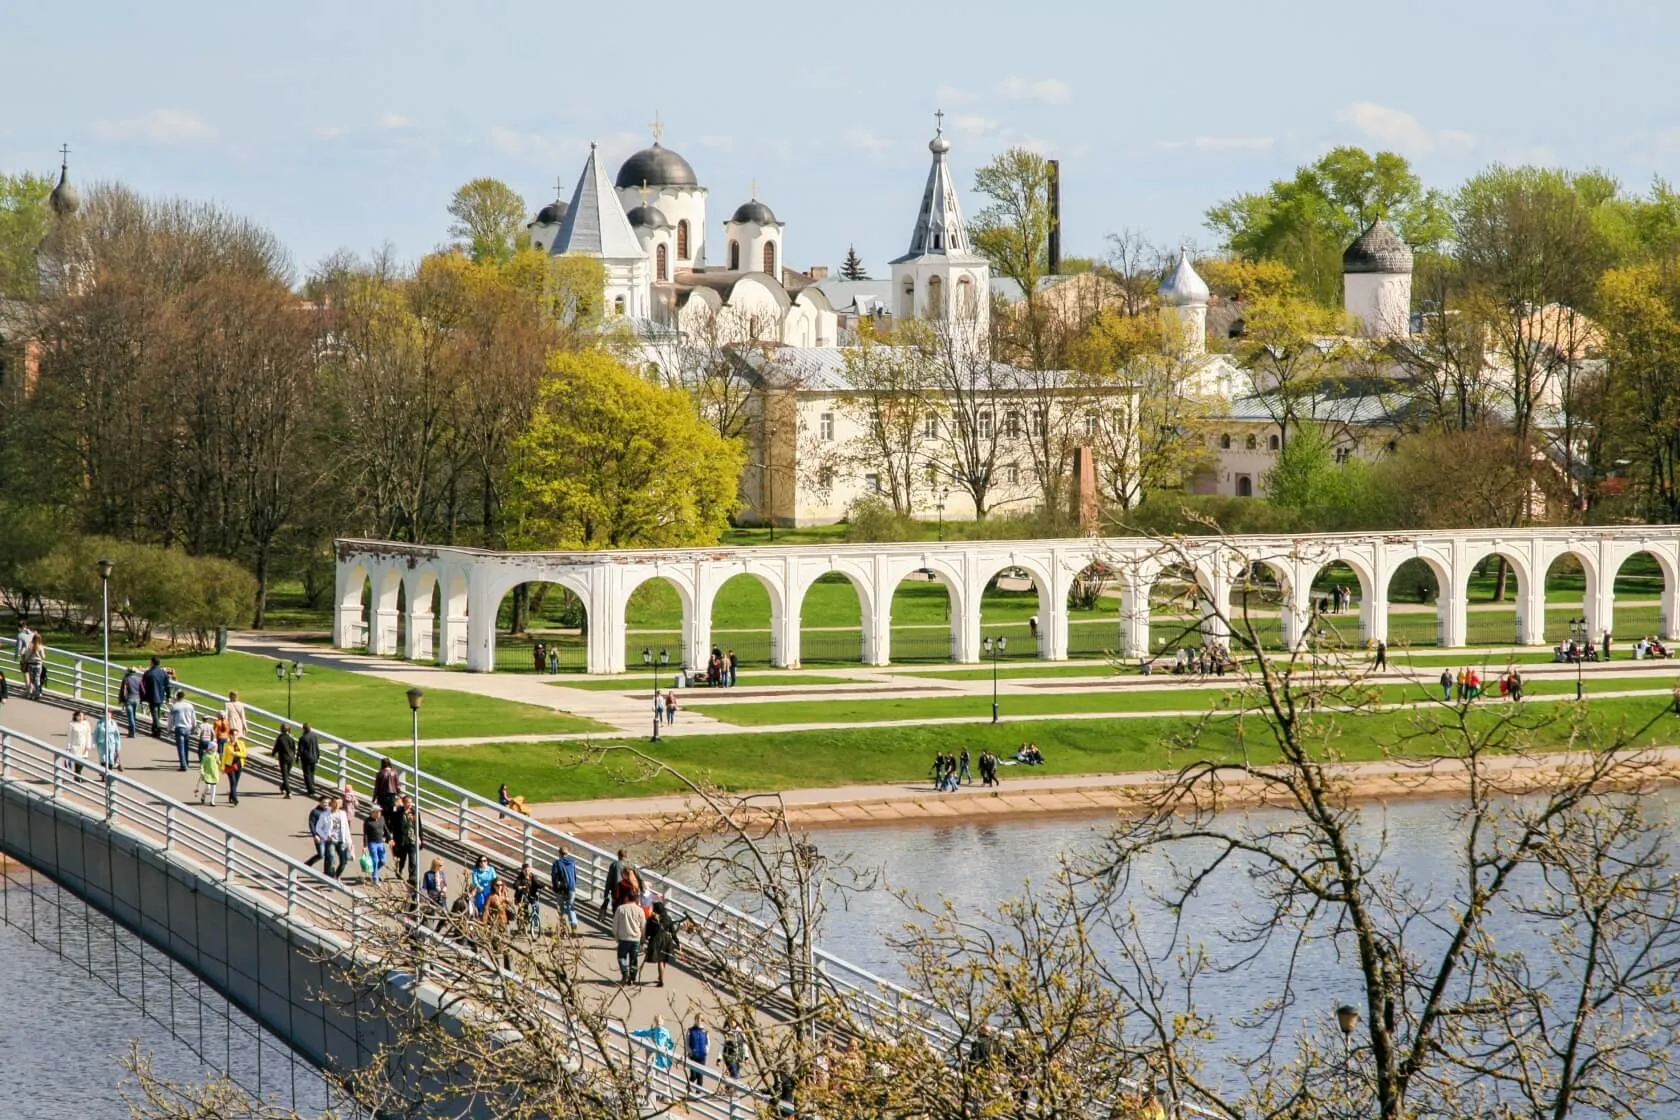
650 111 663 144
640 180 651 204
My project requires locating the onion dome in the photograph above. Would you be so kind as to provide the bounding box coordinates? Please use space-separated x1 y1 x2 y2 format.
49 157 79 217
615 144 698 190
729 199 778 226
532 200 568 226
626 204 671 231
1342 218 1414 275
1158 248 1210 307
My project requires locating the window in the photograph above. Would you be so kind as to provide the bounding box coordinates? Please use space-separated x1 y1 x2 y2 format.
817 466 834 489
927 275 945 319
763 241 776 276
1031 410 1046 437
1245 434 1257 450
728 240 741 270
656 243 668 282
957 275 974 312
926 463 941 485
677 220 690 260
977 410 993 439
924 415 939 439
1083 414 1099 438
819 412 834 441
1219 433 1231 450
1268 433 1280 452
1004 410 1022 438
613 295 626 315
1236 474 1254 497
865 473 881 493
1007 462 1021 485
901 277 915 319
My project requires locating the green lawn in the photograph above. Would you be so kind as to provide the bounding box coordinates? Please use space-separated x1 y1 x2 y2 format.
551 673 866 691
22 636 608 741
421 694 1680 804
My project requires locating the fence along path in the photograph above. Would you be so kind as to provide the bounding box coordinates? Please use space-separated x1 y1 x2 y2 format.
0 714 786 1117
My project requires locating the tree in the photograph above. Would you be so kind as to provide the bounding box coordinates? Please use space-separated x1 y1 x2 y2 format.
0 170 53 298
1231 292 1352 450
1206 146 1450 307
1261 423 1379 529
971 147 1053 298
909 314 1013 518
836 333 936 515
839 244 868 280
507 349 742 548
1596 258 1680 521
447 177 528 264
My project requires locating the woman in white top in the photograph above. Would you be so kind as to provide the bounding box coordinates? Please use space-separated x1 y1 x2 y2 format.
65 710 91 780
222 691 249 742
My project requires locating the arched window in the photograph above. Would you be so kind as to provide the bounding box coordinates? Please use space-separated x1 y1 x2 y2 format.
1236 475 1253 497
1219 434 1232 450
763 241 776 276
927 275 944 319
677 220 690 260
656 243 668 282
901 277 915 319
728 240 740 270
1268 433 1280 452
1245 434 1257 450
613 295 626 315
957 275 974 313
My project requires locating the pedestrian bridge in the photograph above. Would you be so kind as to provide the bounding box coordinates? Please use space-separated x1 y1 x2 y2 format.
334 527 1680 673
0 639 954 1117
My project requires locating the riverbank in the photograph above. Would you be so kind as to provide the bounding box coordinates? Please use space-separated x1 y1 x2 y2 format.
531 744 1680 839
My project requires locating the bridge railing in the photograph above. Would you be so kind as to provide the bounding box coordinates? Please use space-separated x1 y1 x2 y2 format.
2 639 941 1039
0 720 767 1119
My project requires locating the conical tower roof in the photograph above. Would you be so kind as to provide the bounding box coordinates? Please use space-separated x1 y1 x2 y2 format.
49 147 79 217
552 143 645 261
891 115 980 264
1342 218 1413 275
1158 248 1209 307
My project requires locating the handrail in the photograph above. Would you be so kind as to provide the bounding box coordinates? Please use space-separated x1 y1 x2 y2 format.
0 720 766 1119
2 636 940 1044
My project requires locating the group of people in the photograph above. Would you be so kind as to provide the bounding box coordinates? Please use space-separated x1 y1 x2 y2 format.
1634 636 1672 659
629 1013 747 1096
530 642 563 674
1318 585 1355 614
652 690 680 725
1438 666 1528 703
701 646 739 688
1167 643 1232 676
930 750 972 791
602 850 684 987
305 774 422 882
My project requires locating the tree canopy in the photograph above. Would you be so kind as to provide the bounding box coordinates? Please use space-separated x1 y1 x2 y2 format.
447 177 528 264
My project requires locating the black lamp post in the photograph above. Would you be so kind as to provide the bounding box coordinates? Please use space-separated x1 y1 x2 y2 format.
936 488 949 541
1572 616 1585 700
982 635 1007 723
1336 1003 1360 1095
643 647 668 741
274 660 303 720
97 558 114 705
406 687 424 923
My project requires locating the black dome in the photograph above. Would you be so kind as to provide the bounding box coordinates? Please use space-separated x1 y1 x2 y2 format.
730 199 778 225
532 201 568 226
626 204 671 230
1343 219 1413 274
615 144 698 190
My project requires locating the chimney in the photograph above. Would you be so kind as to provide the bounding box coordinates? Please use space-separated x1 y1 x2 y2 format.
1046 159 1061 276
807 265 829 281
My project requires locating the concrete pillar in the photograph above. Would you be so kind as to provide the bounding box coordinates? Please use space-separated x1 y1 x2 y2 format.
590 571 622 673
1199 568 1232 645
774 601 801 667
439 611 469 666
864 586 890 665
404 613 433 661
1118 580 1151 659
1042 556 1069 662
1364 550 1388 646
370 607 400 656
1514 570 1545 645
954 568 980 665
465 585 498 673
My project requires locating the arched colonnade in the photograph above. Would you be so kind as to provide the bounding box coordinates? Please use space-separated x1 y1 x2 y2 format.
332 530 1680 674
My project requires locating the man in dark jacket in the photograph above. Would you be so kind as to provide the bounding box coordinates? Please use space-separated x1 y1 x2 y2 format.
297 723 321 796
140 657 172 738
600 849 627 918
550 847 579 932
272 723 298 798
117 666 143 737
391 795 420 880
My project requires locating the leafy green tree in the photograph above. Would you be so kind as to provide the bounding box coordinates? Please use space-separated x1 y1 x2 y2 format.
0 170 53 298
447 178 528 264
507 350 742 548
971 147 1052 296
839 245 868 280
1205 146 1450 307
1262 424 1379 530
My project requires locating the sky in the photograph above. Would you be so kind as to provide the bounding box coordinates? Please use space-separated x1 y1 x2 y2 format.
8 0 1680 284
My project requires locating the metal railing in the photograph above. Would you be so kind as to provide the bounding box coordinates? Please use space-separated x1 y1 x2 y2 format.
0 720 764 1119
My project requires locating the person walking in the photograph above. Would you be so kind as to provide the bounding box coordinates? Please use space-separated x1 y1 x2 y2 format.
65 710 91 781
297 723 321 797
1603 629 1613 661
0 667 9 714
272 723 298 798
21 634 45 700
643 899 679 987
222 691 249 746
601 849 628 918
514 861 541 936
198 737 222 805
93 707 123 773
1373 640 1387 672
196 716 217 769
727 649 739 687
140 658 171 737
391 795 418 880
168 691 195 770
1439 668 1452 702
305 797 331 867
631 1015 676 1088
550 846 579 933
363 808 389 884
327 797 353 880
222 734 247 805
720 1018 746 1082
373 757 402 819
117 666 142 737
685 1018 710 1090
614 895 646 984
664 691 677 725
958 748 972 785
422 858 449 912
469 856 498 915
654 690 665 725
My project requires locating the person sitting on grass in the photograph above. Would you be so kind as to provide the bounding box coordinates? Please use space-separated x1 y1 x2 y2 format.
1014 743 1044 766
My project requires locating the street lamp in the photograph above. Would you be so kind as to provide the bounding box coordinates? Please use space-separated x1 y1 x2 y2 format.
97 558 114 706
274 660 303 720
982 635 1007 723
406 687 424 908
1336 1003 1360 1094
936 488 949 541
643 647 669 741
1572 616 1585 700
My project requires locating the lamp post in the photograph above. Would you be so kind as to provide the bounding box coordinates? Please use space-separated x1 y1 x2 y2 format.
406 687 424 909
643 647 668 741
274 660 303 720
936 489 949 542
1336 1003 1360 1097
97 558 114 706
982 635 1007 723
1572 616 1585 700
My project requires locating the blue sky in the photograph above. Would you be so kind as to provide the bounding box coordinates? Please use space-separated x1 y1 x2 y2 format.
8 0 1680 283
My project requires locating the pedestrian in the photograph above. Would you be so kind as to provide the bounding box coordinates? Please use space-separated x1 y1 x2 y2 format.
1603 629 1613 661
222 734 247 805
685 1017 710 1090
665 691 677 725
297 723 321 797
363 808 389 883
65 709 91 780
643 899 678 987
94 707 123 773
222 691 248 746
0 668 8 712
514 861 541 936
547 647 559 674
727 648 738 687
391 795 419 880
340 781 360 821
720 1018 747 1082
272 722 298 798
141 657 171 737
470 856 498 915
14 621 35 660
959 748 972 785
196 716 217 769
614 895 646 983
632 1015 676 1080
305 797 330 867
1373 640 1387 671
374 757 401 818
654 690 665 724
22 634 46 700
601 848 628 917
117 666 142 737
498 782 512 807
1439 668 1452 702
550 845 579 933
168 691 195 770
198 737 222 805
422 857 448 910
327 797 353 880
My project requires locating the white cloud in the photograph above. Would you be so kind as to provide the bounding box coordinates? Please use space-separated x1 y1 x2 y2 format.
1001 76 1071 105
377 112 414 129
93 109 216 145
952 114 998 137
1159 135 1275 152
844 128 888 154
1336 102 1473 157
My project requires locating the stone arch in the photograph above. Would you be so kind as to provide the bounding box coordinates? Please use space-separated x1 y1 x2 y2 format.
1302 552 1376 647
337 562 371 650
620 570 698 670
1605 545 1678 642
887 562 964 663
440 571 469 665
704 570 788 669
1232 555 1296 648
1539 545 1602 645
371 566 404 655
404 568 439 661
481 569 594 673
1459 546 1535 646
978 558 1051 660
794 566 875 664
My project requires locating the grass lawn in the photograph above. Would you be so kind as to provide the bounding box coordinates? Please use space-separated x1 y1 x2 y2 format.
551 673 866 691
24 635 608 741
420 693 1680 804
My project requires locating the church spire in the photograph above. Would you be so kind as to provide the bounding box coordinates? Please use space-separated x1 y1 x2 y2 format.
892 111 975 263
49 142 80 218
553 142 645 261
